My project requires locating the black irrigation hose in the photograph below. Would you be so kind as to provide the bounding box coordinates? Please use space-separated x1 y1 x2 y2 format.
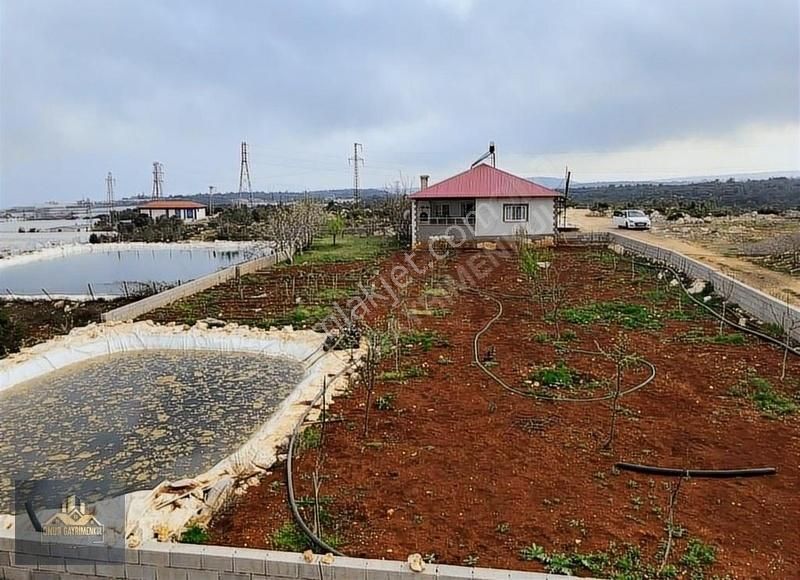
629 256 800 358
285 366 348 556
615 462 777 479
463 285 657 402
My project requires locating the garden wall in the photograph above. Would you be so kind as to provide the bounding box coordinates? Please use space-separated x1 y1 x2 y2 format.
0 537 572 580
562 232 800 342
101 249 291 322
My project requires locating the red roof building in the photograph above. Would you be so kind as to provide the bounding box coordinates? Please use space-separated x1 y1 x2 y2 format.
411 162 561 246
138 199 208 222
410 163 558 199
138 200 207 209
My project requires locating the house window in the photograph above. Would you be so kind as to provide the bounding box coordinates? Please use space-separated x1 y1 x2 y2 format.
503 204 528 222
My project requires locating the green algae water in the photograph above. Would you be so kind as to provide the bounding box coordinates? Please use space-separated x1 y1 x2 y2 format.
0 350 304 512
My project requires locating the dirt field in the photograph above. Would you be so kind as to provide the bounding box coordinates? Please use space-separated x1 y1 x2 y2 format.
566 208 800 307
143 261 382 328
203 246 799 579
0 298 132 356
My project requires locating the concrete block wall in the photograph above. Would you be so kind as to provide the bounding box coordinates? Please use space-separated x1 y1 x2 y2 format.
605 233 800 342
560 231 800 341
101 250 290 323
0 539 579 580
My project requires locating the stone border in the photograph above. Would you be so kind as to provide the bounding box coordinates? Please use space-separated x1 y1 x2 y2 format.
101 249 291 322
0 536 582 580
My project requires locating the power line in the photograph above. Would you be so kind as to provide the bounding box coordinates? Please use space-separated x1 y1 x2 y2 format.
348 142 364 206
238 141 253 206
151 161 164 199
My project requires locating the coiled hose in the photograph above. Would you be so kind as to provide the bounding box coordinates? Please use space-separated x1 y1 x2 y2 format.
629 256 799 358
463 285 658 402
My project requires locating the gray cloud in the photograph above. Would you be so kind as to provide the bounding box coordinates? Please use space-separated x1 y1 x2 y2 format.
1 0 798 204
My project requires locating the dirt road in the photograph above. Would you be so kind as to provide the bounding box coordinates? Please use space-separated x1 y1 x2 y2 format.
566 208 800 306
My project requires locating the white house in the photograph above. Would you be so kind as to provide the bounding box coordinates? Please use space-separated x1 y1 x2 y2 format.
409 163 562 246
138 200 208 222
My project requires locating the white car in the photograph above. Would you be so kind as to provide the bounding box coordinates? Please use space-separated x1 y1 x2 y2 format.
612 209 651 230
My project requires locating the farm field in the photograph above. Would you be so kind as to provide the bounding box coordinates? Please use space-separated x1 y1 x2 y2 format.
144 236 397 328
0 298 132 356
149 243 800 578
567 208 800 305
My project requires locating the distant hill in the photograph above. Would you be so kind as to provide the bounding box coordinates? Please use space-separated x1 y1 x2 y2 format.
529 170 800 189
564 177 800 211
117 172 800 212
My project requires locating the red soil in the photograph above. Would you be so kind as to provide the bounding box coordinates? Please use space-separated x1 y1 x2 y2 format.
207 248 800 578
145 261 380 327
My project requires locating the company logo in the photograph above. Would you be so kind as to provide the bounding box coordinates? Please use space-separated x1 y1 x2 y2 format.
41 495 104 538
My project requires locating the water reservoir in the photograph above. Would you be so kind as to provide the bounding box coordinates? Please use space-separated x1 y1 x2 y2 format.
0 245 266 297
0 350 304 512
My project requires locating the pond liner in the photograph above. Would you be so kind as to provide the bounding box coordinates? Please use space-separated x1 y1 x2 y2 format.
0 321 355 547
615 462 777 478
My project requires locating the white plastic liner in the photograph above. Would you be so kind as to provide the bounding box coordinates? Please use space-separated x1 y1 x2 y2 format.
0 320 356 547
0 240 273 270
1 320 321 391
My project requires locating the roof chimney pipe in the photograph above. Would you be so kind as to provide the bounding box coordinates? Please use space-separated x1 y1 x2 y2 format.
420 175 429 190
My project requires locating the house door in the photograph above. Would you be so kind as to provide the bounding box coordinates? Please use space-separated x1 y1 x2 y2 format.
461 201 475 224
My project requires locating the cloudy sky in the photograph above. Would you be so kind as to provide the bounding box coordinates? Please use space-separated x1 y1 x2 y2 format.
1 0 798 205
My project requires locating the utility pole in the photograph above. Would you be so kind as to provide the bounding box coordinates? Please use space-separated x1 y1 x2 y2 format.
348 142 364 206
105 172 115 225
238 141 252 207
151 162 164 199
208 185 215 215
562 165 571 229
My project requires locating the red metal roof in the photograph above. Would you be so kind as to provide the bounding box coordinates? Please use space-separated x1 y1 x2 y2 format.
139 200 206 209
410 163 560 199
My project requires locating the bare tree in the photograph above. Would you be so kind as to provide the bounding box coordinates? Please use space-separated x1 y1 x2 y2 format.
543 262 569 340
518 244 568 339
518 241 546 314
376 178 412 243
263 200 326 263
386 315 402 374
768 294 800 381
361 329 383 437
715 277 737 335
263 205 298 261
595 334 639 451
311 377 328 536
659 475 687 574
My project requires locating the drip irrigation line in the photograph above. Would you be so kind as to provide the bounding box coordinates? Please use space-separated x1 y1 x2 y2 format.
629 256 800 358
462 285 657 403
285 365 349 556
615 462 776 479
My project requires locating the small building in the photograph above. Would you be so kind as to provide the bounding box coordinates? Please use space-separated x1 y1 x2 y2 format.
138 200 208 222
409 163 562 246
